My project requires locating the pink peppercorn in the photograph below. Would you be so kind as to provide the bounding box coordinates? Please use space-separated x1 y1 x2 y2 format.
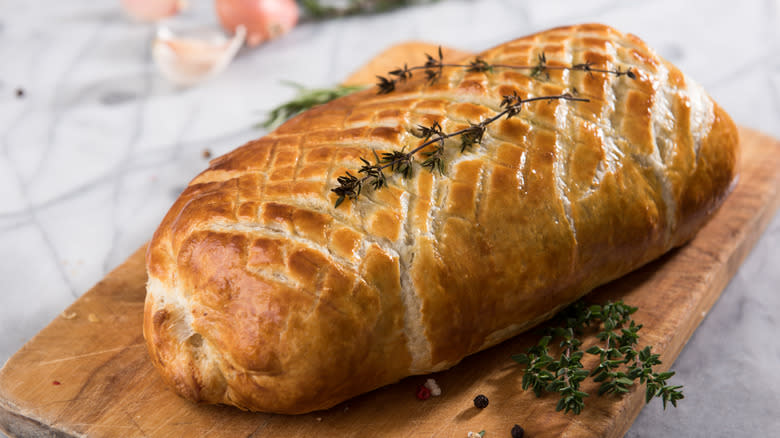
416 385 431 400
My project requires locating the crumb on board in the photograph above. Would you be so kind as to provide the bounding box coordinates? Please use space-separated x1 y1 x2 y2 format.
88 313 100 323
424 378 441 396
202 148 212 159
61 311 77 320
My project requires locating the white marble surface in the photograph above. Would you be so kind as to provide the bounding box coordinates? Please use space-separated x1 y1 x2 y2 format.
0 0 778 436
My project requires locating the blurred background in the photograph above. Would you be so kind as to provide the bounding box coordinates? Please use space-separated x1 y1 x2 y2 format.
0 0 778 436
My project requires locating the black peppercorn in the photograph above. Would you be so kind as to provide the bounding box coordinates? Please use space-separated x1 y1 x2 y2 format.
15 88 24 98
511 424 524 438
473 394 489 409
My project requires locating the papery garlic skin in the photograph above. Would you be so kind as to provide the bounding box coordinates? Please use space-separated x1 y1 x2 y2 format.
215 0 299 47
152 25 246 87
121 0 186 22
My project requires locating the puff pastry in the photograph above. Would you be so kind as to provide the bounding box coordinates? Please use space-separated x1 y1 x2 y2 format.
143 24 738 413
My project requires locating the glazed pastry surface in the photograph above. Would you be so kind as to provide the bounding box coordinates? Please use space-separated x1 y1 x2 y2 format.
144 24 738 414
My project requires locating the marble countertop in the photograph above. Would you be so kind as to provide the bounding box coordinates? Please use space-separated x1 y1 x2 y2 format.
1 0 778 436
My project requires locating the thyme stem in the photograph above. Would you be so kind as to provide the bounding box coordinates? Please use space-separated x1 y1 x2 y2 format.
375 49 636 94
393 62 635 76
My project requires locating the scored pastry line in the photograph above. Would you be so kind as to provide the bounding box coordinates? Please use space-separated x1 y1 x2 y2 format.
319 129 346 221
553 34 579 262
469 155 488 224
600 38 626 197
515 148 528 192
291 130 306 182
232 168 242 221
686 79 715 164
648 59 678 244
396 189 430 371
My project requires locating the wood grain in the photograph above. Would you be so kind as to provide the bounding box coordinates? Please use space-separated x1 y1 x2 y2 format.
0 43 778 438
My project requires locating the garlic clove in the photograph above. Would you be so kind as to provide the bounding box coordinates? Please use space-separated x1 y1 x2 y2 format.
152 24 246 87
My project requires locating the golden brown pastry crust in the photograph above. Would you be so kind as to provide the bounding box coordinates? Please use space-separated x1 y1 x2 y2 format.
143 24 738 414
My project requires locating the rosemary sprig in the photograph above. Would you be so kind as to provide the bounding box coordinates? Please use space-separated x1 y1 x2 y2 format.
511 300 684 415
375 48 636 94
301 0 434 19
260 81 366 129
331 92 588 207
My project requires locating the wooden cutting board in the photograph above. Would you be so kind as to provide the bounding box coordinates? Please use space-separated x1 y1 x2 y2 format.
0 42 778 438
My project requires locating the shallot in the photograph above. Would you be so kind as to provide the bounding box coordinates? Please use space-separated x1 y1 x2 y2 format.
215 0 299 47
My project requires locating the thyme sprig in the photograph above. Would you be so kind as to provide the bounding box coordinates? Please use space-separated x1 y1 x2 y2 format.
512 300 684 415
332 46 637 207
331 92 588 207
375 48 636 94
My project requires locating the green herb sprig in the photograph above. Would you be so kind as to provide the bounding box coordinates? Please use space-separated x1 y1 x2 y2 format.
301 0 435 19
331 92 588 207
375 49 636 94
511 300 684 415
260 82 367 129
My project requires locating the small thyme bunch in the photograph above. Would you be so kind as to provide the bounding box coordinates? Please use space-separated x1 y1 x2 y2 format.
331 92 588 207
512 300 684 415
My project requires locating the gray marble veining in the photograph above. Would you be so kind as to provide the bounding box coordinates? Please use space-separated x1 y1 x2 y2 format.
0 0 778 436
